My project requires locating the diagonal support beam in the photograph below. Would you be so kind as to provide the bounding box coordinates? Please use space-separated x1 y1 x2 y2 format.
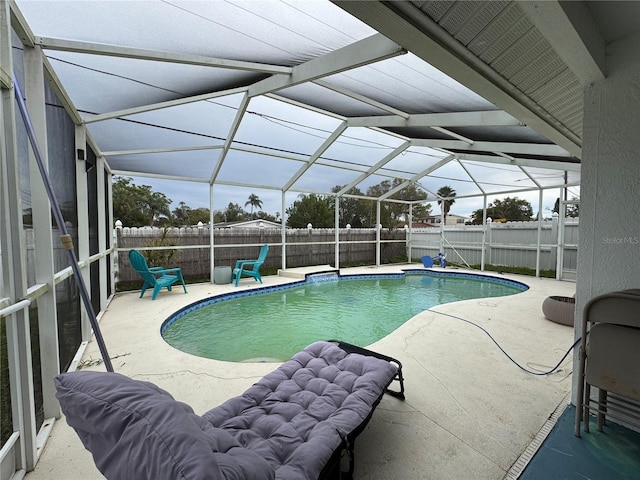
431 127 474 143
249 33 405 97
379 156 454 201
337 141 411 195
456 159 486 196
42 56 83 124
283 122 348 191
314 79 409 118
412 139 572 157
209 92 250 184
102 145 223 156
455 153 581 172
347 110 521 128
35 36 292 74
83 87 248 124
9 0 35 47
110 170 211 183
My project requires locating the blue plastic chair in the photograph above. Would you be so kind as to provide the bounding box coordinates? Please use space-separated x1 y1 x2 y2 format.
421 252 446 268
128 249 187 300
232 244 269 286
421 255 434 268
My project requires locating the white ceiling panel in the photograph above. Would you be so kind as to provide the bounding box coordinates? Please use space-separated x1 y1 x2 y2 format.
382 146 448 176
417 161 482 198
320 127 406 168
215 149 303 187
522 166 580 188
87 118 224 153
19 0 374 63
277 83 391 117
11 0 584 209
108 149 221 180
233 96 343 156
290 163 364 193
46 52 255 112
324 53 495 115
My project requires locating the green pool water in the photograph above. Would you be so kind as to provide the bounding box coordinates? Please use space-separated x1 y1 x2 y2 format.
162 273 526 362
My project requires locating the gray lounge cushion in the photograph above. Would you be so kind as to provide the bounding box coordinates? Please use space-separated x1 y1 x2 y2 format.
55 341 398 480
203 341 398 479
54 371 275 480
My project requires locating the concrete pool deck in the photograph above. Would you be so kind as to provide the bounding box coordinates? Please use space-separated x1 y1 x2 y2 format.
26 264 577 480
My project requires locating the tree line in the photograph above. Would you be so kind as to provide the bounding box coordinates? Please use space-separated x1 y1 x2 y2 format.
465 195 579 224
113 176 444 228
112 177 279 227
113 176 568 229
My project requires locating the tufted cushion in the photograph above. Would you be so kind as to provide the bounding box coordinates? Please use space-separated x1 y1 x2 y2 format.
202 341 398 479
55 371 275 480
54 341 397 480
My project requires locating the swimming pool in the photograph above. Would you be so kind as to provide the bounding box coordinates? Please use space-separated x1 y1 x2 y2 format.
161 271 527 362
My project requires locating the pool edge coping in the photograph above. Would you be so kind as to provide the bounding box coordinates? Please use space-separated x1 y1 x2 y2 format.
160 269 530 336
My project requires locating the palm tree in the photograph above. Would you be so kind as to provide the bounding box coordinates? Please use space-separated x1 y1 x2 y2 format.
436 186 456 224
245 193 263 220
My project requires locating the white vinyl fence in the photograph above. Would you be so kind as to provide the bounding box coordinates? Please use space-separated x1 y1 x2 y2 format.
410 218 578 274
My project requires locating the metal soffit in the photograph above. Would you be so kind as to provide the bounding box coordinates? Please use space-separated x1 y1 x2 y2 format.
12 0 582 205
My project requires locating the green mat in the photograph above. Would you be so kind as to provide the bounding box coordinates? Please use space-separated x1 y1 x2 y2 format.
520 405 640 480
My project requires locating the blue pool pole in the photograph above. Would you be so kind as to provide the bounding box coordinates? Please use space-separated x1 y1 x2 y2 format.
13 75 114 373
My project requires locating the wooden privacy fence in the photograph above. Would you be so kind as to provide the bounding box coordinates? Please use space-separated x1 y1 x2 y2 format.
115 227 407 287
113 219 578 288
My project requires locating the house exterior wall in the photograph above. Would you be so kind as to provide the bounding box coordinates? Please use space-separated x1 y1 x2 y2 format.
424 214 467 226
574 31 640 401
226 220 281 229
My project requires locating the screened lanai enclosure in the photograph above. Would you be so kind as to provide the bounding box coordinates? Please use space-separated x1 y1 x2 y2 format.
4 0 640 478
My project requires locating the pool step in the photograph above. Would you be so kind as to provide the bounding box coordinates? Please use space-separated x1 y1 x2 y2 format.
278 265 338 279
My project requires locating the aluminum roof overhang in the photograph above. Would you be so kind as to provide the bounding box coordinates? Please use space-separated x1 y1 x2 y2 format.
10 0 588 208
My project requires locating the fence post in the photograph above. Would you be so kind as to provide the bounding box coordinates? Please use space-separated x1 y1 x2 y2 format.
375 202 381 267
439 209 445 252
405 224 410 262
209 185 215 283
281 192 287 270
407 204 412 262
555 208 565 280
536 189 543 278
550 212 559 279
482 218 492 269
114 220 122 284
334 197 340 269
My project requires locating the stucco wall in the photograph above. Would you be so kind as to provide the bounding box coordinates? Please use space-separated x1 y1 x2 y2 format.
573 32 640 400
